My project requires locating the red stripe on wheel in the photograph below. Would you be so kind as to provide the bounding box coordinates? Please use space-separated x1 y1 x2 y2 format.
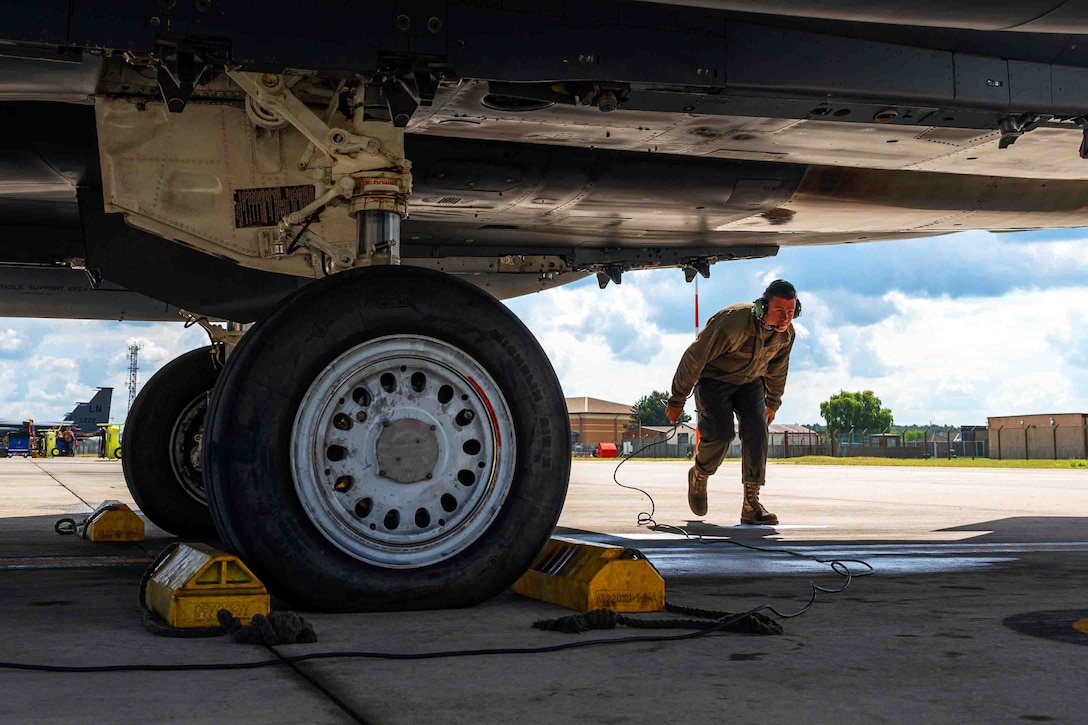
466 376 500 446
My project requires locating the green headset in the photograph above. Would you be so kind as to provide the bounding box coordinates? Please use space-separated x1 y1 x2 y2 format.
753 279 802 320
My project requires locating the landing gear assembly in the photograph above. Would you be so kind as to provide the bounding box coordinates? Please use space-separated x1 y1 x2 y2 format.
111 70 572 609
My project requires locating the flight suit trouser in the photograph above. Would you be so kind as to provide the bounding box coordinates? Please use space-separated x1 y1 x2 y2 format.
693 378 768 484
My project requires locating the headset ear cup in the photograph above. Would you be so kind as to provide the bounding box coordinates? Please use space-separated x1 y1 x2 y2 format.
753 298 766 319
795 298 802 319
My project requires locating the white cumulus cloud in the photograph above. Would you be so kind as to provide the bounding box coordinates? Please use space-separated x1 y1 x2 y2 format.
0 328 22 353
510 277 1088 426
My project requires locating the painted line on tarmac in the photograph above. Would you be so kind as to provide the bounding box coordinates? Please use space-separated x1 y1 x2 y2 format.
0 555 152 570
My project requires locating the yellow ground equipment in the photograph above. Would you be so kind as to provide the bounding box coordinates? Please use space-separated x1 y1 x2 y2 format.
103 424 122 459
44 429 59 457
513 537 665 613
83 500 145 542
144 543 269 629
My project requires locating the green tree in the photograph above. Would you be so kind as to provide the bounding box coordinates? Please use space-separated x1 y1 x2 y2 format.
819 390 893 433
628 391 691 428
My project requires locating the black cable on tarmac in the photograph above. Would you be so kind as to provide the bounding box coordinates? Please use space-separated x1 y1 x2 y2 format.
611 423 874 619
0 606 772 674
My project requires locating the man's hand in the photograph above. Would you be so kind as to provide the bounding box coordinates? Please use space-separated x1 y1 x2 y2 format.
666 404 684 425
766 407 776 425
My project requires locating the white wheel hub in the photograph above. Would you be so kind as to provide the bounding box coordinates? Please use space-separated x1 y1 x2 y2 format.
292 335 516 568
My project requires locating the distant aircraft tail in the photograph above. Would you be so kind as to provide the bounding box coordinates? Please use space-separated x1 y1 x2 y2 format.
63 387 113 431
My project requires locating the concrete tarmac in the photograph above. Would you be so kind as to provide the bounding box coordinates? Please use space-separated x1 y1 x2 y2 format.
2 457 1087 723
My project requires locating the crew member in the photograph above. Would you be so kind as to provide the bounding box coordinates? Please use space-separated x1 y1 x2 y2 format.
665 279 799 524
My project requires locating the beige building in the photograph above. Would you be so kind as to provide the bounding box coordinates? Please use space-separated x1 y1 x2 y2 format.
770 423 819 447
988 413 1088 459
566 397 633 446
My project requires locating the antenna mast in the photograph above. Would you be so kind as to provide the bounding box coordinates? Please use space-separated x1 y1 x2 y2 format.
127 343 142 415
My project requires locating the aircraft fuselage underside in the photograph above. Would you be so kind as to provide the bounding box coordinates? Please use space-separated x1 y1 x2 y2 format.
3 1 1088 319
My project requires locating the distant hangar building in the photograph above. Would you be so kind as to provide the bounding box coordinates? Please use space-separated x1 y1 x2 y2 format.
987 413 1088 459
566 397 633 446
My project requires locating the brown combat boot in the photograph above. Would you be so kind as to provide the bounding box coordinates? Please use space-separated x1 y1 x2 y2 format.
687 466 708 517
741 482 779 525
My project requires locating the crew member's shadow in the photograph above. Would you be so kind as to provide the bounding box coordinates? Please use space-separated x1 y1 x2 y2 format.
651 520 779 540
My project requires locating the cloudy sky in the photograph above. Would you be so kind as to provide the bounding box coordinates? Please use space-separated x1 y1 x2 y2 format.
1 228 1086 426
507 229 1088 427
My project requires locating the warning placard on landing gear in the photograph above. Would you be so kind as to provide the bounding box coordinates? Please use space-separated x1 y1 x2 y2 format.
232 185 316 228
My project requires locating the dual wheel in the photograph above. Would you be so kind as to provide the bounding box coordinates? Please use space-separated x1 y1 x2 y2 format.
122 266 570 610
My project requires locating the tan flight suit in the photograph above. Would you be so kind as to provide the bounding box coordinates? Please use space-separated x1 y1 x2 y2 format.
668 302 794 483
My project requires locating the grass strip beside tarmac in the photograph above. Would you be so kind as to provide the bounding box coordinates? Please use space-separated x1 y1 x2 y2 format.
773 456 1088 469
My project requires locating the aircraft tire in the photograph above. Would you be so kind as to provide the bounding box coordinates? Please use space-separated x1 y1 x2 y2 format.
122 346 219 537
203 265 571 611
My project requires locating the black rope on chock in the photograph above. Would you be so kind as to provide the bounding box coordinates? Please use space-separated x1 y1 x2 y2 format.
532 600 783 636
533 608 622 634
217 610 318 645
54 517 84 536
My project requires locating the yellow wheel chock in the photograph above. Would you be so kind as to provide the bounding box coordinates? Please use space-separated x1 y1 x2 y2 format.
513 537 665 613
